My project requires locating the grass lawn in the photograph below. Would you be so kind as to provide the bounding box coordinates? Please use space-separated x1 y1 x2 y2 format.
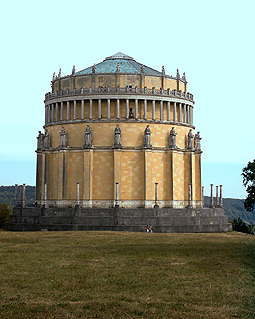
0 230 254 318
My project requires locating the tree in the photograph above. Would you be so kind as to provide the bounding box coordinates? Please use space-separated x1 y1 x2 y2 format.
242 159 255 211
0 203 11 228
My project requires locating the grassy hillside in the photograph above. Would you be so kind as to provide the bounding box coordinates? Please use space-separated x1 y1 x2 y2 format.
1 186 254 224
0 231 254 318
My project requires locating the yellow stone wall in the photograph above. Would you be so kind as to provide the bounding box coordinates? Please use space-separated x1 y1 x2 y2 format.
52 74 186 93
46 122 192 150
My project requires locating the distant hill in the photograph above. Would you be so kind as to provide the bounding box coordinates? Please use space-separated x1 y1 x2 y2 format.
0 186 254 224
0 185 35 208
204 196 255 224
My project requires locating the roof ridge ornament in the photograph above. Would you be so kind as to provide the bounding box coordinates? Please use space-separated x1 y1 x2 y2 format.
104 52 135 61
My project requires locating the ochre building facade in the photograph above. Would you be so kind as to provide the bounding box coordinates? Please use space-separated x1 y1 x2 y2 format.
36 52 202 209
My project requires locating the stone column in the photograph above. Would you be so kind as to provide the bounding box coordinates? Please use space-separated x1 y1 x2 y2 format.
15 184 18 207
179 103 182 122
216 186 219 207
160 101 163 121
219 185 223 208
107 99 111 119
115 182 119 207
44 184 47 207
173 102 176 122
135 99 138 120
67 101 70 120
22 183 26 208
56 102 58 121
191 106 193 125
210 184 214 208
187 105 190 124
144 100 147 120
73 100 77 120
187 183 192 208
117 99 120 119
45 105 48 124
51 104 54 122
154 183 159 208
152 100 155 120
98 99 101 119
183 104 186 123
76 182 80 206
20 185 23 207
126 99 129 119
81 100 84 120
202 186 204 207
60 102 63 121
90 99 93 119
167 101 170 121
47 105 51 123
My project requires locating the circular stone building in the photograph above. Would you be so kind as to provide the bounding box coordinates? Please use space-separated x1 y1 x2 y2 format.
36 52 202 209
6 52 232 232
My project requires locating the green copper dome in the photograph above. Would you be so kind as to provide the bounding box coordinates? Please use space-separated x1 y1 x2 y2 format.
76 52 162 76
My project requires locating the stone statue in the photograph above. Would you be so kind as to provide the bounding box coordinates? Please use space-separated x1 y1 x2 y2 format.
114 124 121 147
129 108 134 119
37 131 44 150
176 69 180 79
194 131 202 151
182 72 186 81
59 126 67 147
72 65 75 76
84 125 93 147
187 129 194 149
92 63 96 73
169 127 177 149
52 72 55 81
141 65 144 73
144 125 152 148
44 129 50 149
162 66 165 76
116 63 120 72
58 68 61 77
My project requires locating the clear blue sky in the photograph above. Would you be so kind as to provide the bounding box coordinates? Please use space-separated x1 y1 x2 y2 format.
1 0 254 199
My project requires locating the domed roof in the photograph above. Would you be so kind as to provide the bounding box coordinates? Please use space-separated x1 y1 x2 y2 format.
76 52 162 76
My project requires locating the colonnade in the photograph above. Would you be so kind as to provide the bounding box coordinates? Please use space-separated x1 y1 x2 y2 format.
45 98 194 125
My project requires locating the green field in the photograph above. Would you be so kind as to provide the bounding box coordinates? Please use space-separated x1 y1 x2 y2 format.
0 231 254 318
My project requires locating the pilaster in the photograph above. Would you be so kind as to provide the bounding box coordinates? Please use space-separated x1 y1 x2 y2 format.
144 149 153 208
114 149 122 204
83 150 93 205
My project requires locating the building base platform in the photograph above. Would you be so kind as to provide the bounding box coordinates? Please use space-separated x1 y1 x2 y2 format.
5 206 232 233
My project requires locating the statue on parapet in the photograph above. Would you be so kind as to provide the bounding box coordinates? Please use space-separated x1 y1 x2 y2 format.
59 126 67 147
52 72 55 81
114 124 121 148
116 63 120 73
187 129 194 149
169 127 177 149
182 72 186 81
194 131 202 151
84 125 93 148
44 129 50 149
162 66 165 76
58 68 61 77
92 63 96 73
176 69 180 79
72 65 75 76
144 125 152 148
37 131 44 150
141 65 144 73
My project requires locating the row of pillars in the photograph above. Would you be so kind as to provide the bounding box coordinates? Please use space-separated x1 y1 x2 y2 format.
45 99 194 125
207 184 223 208
14 184 26 208
16 182 223 209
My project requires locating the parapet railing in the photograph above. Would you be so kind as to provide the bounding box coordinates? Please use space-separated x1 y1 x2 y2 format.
45 86 194 102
